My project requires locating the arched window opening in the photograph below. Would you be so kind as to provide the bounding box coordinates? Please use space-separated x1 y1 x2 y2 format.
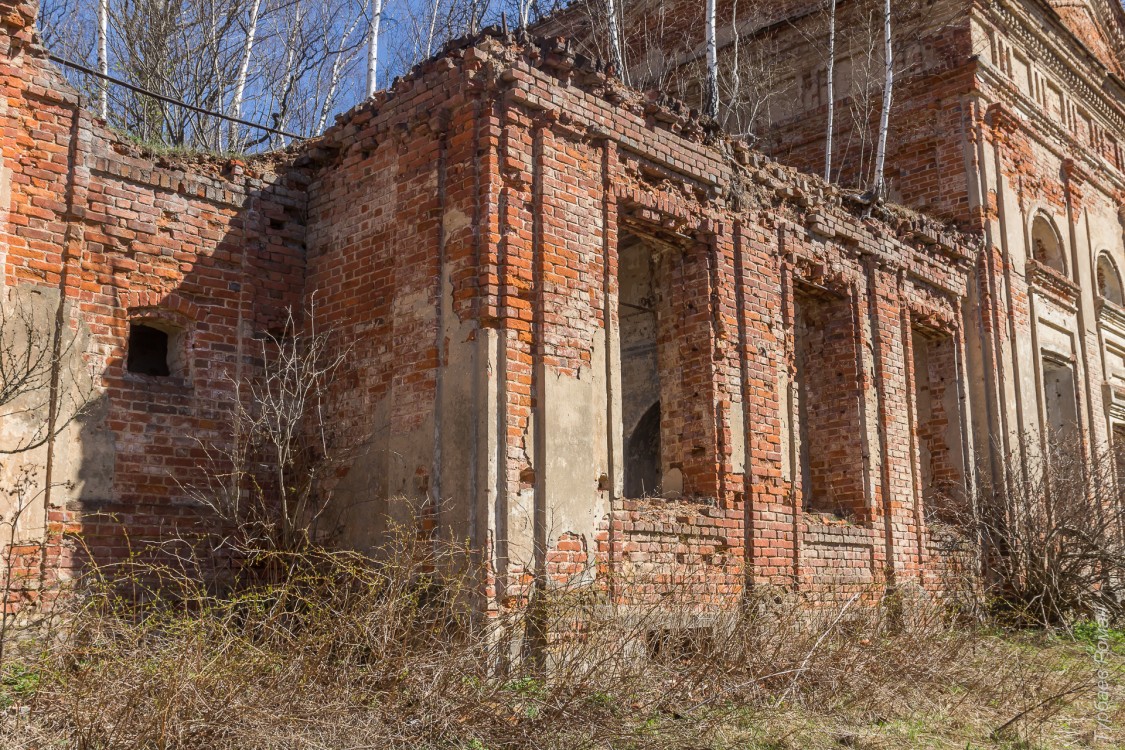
618 232 664 499
1031 215 1067 275
1097 253 1124 305
625 401 661 499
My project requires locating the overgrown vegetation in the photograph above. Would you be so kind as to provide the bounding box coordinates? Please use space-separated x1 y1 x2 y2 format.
0 531 1122 749
936 443 1125 628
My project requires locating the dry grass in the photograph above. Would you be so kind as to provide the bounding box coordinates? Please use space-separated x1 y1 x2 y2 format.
0 534 1122 750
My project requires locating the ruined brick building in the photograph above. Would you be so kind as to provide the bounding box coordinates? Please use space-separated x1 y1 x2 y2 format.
0 0 1122 610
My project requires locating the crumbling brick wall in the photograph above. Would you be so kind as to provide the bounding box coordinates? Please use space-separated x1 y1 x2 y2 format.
296 33 977 610
1 0 983 616
0 0 307 612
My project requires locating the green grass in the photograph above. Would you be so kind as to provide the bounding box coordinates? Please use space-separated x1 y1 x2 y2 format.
109 127 252 160
1069 619 1125 656
0 664 40 709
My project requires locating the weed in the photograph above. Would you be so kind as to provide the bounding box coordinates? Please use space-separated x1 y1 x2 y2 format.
0 663 39 709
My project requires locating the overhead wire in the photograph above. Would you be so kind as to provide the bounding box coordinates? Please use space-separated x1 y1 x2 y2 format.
47 53 307 141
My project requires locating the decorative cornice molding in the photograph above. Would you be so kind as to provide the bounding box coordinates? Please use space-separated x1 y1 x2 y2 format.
1028 257 1081 310
1105 381 1125 420
1097 296 1125 336
978 60 1125 197
984 1 1125 133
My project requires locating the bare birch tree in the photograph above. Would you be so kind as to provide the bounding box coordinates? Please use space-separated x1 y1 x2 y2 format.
30 0 582 151
713 1 795 145
516 0 534 29
229 0 263 145
871 0 892 200
704 0 717 119
39 0 373 149
824 0 835 181
366 0 383 96
97 0 108 119
319 11 365 129
784 0 934 191
604 0 625 81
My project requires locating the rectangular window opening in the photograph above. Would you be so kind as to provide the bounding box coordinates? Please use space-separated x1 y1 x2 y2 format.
912 327 965 524
618 235 663 499
127 320 184 378
1042 357 1081 477
128 323 171 376
793 284 865 518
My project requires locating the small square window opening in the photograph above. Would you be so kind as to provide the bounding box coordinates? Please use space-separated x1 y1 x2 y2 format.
127 322 174 376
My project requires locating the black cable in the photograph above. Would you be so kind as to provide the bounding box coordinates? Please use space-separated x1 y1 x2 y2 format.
47 53 306 141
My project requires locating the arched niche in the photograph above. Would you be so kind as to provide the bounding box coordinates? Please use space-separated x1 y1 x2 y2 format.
1097 252 1124 305
1031 214 1067 275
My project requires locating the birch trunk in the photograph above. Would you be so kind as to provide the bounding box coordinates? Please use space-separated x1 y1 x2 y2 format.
424 0 440 58
97 0 108 120
322 15 363 130
270 6 302 149
366 0 383 96
704 0 718 119
468 0 481 35
824 0 835 182
872 0 893 198
729 0 739 128
604 0 625 82
317 57 347 132
209 3 223 151
229 0 263 148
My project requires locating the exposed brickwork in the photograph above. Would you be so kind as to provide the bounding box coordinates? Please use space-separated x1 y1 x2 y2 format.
599 498 744 606
0 0 1046 617
290 31 977 609
0 0 306 612
649 0 1125 599
792 284 866 519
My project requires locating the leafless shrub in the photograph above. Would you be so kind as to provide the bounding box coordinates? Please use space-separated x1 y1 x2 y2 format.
180 306 350 559
950 441 1125 627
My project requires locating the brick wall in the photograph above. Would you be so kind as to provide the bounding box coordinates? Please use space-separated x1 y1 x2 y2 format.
1 2 983 615
792 284 866 518
297 34 977 609
0 0 307 612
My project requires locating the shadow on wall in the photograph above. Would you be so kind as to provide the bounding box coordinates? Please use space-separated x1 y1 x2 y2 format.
624 401 661 499
0 0 340 595
1 0 474 609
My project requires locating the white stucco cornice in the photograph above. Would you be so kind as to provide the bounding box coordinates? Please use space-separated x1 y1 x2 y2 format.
1098 296 1125 336
978 71 1125 198
981 1 1125 122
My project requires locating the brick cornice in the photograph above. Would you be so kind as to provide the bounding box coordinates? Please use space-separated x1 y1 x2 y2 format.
1028 257 1081 310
